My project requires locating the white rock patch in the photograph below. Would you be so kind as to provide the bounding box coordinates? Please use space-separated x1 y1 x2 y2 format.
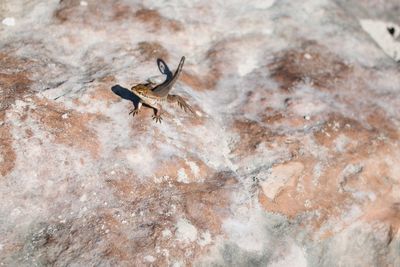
187 161 200 178
237 55 258 76
334 134 350 153
270 243 307 267
177 168 189 183
175 218 198 243
162 229 172 238
2 17 15 26
144 255 156 263
198 231 212 247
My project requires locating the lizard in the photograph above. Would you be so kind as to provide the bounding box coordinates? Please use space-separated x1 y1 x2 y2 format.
129 56 194 123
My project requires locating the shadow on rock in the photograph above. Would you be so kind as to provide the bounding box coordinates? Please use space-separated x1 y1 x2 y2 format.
111 84 140 108
157 58 173 80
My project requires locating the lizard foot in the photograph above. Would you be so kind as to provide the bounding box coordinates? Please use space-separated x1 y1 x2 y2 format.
129 108 139 117
152 115 163 123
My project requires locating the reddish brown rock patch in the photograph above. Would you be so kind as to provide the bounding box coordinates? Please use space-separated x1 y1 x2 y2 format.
254 113 400 235
313 114 375 152
21 211 134 266
365 107 399 140
0 53 32 111
88 80 123 106
362 199 400 237
262 108 286 125
313 113 398 153
136 41 169 62
0 119 16 177
111 2 136 21
180 45 225 91
178 171 237 232
154 156 213 183
87 76 123 105
28 97 104 158
97 75 116 84
104 170 236 265
55 0 136 26
134 9 183 32
0 53 33 177
54 0 85 23
233 112 399 235
258 156 348 223
233 120 274 152
181 71 220 91
269 42 352 91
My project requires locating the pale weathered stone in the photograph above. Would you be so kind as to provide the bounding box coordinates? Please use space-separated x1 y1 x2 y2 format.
1 0 399 266
260 162 304 201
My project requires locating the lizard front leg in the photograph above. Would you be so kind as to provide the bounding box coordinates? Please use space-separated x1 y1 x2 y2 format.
152 105 163 123
129 102 142 117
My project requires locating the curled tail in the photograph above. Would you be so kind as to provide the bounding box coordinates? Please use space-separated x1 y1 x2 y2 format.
152 56 185 97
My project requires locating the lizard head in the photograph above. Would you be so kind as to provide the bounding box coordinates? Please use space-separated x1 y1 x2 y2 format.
131 84 151 96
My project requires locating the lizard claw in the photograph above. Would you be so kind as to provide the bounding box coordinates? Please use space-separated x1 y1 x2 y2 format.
152 115 163 123
129 109 139 117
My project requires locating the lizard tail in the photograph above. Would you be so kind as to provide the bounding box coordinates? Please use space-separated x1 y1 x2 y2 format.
152 56 185 97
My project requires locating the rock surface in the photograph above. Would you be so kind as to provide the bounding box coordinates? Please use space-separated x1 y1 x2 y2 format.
1 0 400 266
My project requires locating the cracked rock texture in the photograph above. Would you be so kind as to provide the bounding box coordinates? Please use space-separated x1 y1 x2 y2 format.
1 0 400 266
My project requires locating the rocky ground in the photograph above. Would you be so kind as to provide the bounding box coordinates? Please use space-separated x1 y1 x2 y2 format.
1 0 400 266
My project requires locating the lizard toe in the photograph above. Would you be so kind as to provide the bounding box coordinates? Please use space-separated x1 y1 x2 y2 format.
129 109 139 117
152 115 163 123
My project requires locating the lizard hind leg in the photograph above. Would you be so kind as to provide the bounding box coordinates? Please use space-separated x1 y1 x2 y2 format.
152 105 163 123
167 95 195 114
